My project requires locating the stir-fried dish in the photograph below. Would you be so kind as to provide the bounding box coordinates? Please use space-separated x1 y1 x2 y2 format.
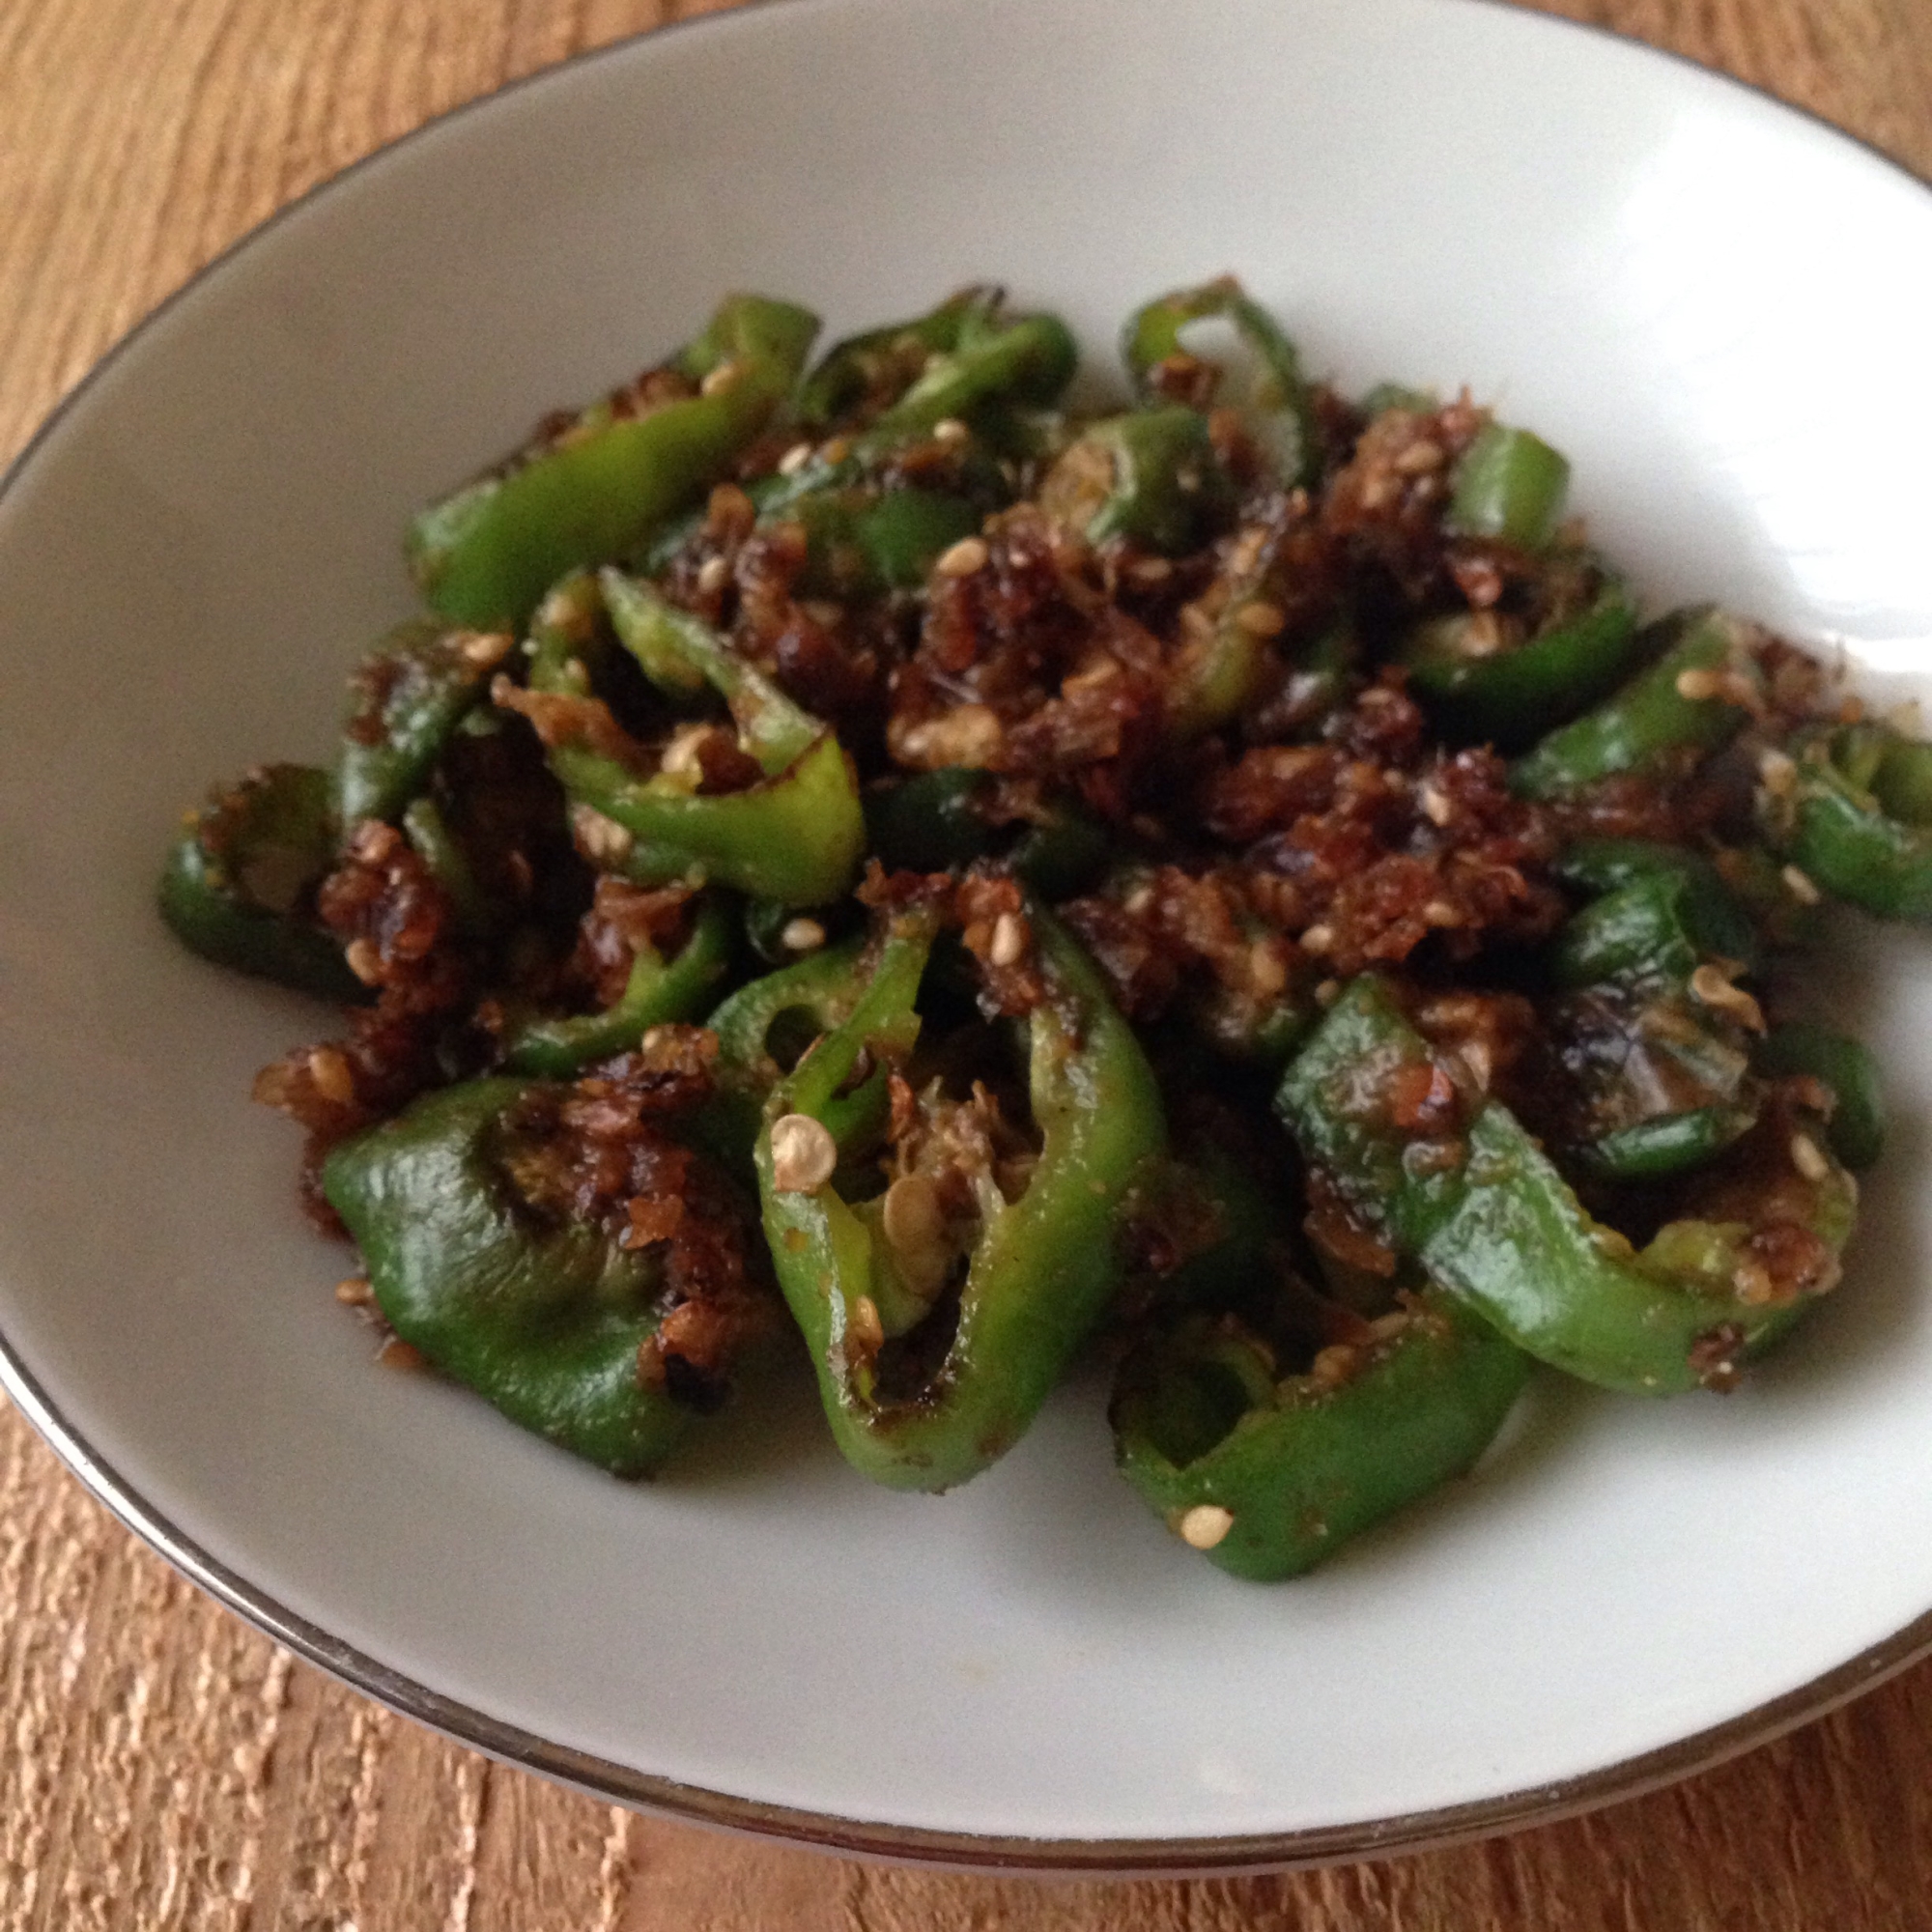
161 280 1919 1578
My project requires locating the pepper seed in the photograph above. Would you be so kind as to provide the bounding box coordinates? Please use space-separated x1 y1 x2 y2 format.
770 1114 838 1194
988 912 1028 969
1179 1504 1235 1550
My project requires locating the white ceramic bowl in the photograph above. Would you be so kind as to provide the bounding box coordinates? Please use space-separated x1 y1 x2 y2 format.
4 0 1932 1871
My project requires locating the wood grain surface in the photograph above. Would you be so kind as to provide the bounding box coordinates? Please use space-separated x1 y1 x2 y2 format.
3 1 1931 1925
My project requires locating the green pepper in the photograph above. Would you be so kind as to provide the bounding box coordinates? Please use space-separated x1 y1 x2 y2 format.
159 763 364 1001
862 306 1078 447
1277 976 1857 1394
788 485 984 595
1765 723 1932 921
335 619 510 829
1756 1022 1886 1171
1037 408 1231 554
793 287 1005 430
1547 870 1762 1180
864 769 1110 899
1553 839 1763 973
1112 1288 1530 1580
323 1071 766 1474
1400 568 1642 752
409 295 819 631
512 571 864 905
1512 607 1764 801
755 902 1165 1491
1122 276 1321 488
499 894 735 1077
1444 422 1571 551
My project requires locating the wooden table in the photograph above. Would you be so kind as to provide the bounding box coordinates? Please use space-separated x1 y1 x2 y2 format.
4 2 1931 1923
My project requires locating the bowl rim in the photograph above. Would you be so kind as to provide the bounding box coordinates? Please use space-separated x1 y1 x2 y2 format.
5 0 1931 1874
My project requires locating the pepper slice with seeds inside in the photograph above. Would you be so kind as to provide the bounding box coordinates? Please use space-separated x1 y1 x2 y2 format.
1276 975 1857 1394
754 895 1165 1492
1762 721 1932 922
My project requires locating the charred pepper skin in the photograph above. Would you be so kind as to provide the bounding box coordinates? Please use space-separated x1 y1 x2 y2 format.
409 296 820 632
755 904 1166 1492
516 571 864 907
1511 607 1764 800
159 763 367 1002
1276 977 1857 1395
323 1077 737 1476
1113 1289 1530 1581
1766 724 1932 922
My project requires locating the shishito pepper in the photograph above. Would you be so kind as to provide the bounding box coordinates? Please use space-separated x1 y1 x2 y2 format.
1756 1021 1886 1172
504 571 864 905
159 763 365 1001
409 295 819 632
1123 275 1321 488
1277 976 1857 1394
1763 722 1932 921
1113 1289 1530 1580
754 897 1165 1492
793 287 1005 430
1511 607 1764 801
323 1044 772 1475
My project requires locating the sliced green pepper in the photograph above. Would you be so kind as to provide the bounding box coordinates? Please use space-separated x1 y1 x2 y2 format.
512 571 864 905
1037 408 1231 554
1765 723 1932 921
1278 976 1857 1394
864 769 1110 900
159 763 364 1001
335 619 510 829
1401 567 1641 752
1512 607 1764 800
409 295 819 631
756 903 1165 1491
324 1072 765 1474
1444 422 1571 551
1547 870 1762 1180
1756 1022 1886 1171
1113 1288 1530 1580
793 287 1005 430
499 894 735 1077
1123 276 1321 488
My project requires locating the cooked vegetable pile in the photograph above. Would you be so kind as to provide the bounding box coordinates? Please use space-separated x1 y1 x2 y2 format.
162 280 1917 1578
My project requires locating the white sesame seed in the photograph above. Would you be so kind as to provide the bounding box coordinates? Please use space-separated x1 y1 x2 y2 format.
1418 782 1453 827
781 917 827 953
931 417 971 447
988 912 1028 969
345 939 383 985
1393 439 1446 475
458 630 514 668
777 440 814 476
1675 668 1723 702
1248 940 1289 999
934 535 990 578
1732 1260 1776 1306
1300 923 1335 955
1314 978 1342 1007
1790 1132 1832 1182
1781 865 1822 906
849 1293 886 1354
1758 750 1798 797
1179 1504 1236 1551
1234 600 1286 639
770 1114 838 1194
699 358 745 397
571 806 636 867
335 1276 373 1306
696 554 730 596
